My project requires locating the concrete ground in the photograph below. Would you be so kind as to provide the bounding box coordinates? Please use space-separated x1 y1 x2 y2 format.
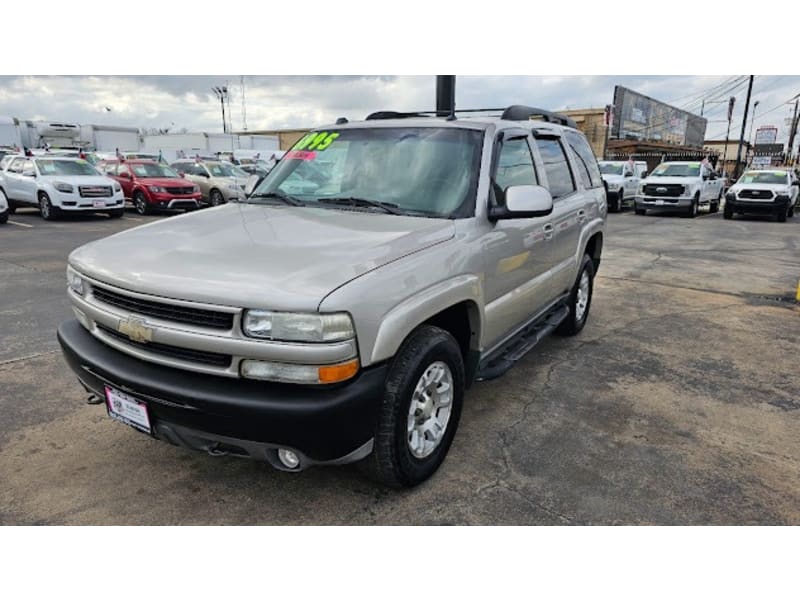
1 204 798 525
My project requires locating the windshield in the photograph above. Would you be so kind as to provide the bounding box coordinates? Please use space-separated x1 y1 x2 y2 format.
599 163 624 175
36 159 99 176
131 163 179 178
650 163 701 177
252 127 483 218
207 162 247 178
738 171 788 185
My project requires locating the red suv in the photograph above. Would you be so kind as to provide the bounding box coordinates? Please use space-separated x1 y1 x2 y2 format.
100 160 202 215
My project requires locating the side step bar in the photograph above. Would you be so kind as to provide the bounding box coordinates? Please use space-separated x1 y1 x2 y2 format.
475 303 569 382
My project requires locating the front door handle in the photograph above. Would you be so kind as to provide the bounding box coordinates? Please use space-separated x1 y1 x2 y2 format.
577 209 587 223
543 223 554 241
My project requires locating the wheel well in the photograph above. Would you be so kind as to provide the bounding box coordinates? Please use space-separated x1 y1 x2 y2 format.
584 232 603 273
38 190 48 200
421 301 481 381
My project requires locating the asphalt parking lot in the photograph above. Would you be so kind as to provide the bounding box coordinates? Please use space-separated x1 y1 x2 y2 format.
1 205 798 525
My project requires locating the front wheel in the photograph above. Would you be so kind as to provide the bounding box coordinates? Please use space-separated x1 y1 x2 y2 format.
709 200 719 213
133 191 150 215
608 194 620 213
39 193 57 220
209 189 224 206
0 211 7 224
364 324 465 488
723 203 733 220
777 207 787 223
556 254 595 336
635 207 646 215
684 195 699 218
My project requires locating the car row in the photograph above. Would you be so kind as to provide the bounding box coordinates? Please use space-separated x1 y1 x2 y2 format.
723 169 799 222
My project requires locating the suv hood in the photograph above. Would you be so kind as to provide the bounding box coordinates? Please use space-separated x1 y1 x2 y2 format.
642 176 701 185
137 177 193 187
69 203 455 311
43 175 115 186
602 174 624 184
730 182 789 193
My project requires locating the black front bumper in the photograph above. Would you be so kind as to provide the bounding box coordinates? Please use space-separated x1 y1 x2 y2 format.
57 319 387 465
726 197 789 214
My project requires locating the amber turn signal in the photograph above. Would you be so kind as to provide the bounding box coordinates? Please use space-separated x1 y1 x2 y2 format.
318 358 360 384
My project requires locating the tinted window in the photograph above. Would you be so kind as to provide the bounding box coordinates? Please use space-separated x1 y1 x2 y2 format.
534 138 576 199
494 137 538 194
8 158 24 173
565 131 602 189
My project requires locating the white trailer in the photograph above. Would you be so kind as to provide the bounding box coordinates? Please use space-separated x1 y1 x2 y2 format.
80 125 140 152
33 121 81 148
0 116 22 149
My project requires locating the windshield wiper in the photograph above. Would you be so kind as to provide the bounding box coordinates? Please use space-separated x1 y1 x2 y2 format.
315 196 404 215
247 191 305 207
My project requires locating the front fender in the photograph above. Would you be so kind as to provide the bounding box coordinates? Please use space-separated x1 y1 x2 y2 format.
369 274 484 365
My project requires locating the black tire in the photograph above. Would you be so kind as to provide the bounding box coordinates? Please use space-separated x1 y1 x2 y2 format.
556 254 595 337
108 208 124 219
0 188 11 215
788 204 795 218
133 191 150 215
709 200 719 213
0 211 7 224
723 203 733 220
209 189 224 206
635 207 646 215
8 203 16 215
364 324 465 488
684 194 699 218
39 192 57 221
608 194 620 213
777 207 787 223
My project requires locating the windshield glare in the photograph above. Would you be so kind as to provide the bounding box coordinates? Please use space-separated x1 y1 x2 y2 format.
739 171 788 185
131 163 179 178
36 159 99 176
252 127 483 217
599 163 624 175
208 162 247 178
651 163 700 177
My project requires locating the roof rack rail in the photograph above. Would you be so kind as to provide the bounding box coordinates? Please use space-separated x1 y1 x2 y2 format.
365 111 430 120
500 105 578 128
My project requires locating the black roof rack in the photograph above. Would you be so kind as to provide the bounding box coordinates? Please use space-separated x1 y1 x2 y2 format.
364 106 577 128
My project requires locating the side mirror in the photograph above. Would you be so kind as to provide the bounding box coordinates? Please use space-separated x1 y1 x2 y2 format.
244 174 263 196
119 172 131 179
489 185 554 220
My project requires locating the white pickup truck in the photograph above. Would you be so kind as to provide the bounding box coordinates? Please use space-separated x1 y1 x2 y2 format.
599 160 647 212
635 161 723 218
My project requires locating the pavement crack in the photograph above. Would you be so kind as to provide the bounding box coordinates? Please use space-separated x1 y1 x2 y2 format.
0 350 60 366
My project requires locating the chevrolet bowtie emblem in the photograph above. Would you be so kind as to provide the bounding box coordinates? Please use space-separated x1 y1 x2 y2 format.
656 187 667 192
118 316 153 343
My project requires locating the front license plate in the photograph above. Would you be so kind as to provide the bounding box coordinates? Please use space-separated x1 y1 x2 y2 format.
655 200 665 206
93 200 106 207
105 386 151 434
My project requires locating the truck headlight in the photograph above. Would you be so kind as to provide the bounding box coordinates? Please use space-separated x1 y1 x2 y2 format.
148 185 165 193
638 185 645 194
240 358 360 384
114 183 122 193
607 182 619 190
66 265 86 296
55 182 74 193
242 310 355 342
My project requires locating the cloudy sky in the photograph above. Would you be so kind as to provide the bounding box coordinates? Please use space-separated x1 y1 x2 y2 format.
1 75 798 144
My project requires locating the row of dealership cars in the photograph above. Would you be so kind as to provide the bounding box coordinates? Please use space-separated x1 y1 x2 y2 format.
599 159 800 222
0 151 259 221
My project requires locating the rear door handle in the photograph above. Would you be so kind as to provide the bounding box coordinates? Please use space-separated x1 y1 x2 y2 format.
543 223 554 241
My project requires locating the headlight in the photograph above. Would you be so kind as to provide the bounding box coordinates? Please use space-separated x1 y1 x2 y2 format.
193 185 200 193
725 192 736 201
148 185 166 193
638 185 645 194
55 182 73 193
114 183 122 193
242 310 355 342
607 182 619 190
240 358 360 384
66 265 86 296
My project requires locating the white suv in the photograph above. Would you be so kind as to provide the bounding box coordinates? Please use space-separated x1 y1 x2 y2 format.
0 156 125 220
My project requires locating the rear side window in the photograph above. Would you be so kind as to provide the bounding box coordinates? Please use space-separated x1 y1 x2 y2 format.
564 130 602 189
534 137 576 199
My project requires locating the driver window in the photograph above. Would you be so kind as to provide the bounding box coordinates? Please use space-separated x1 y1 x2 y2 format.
492 136 538 205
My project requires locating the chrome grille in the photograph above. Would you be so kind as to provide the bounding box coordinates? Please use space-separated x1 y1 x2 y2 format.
79 186 113 198
165 186 195 195
738 189 774 200
644 184 684 197
97 324 232 367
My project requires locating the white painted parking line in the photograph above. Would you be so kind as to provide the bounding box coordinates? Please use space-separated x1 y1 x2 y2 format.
7 220 34 228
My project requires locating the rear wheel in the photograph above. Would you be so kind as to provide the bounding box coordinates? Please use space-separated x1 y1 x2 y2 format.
556 254 595 337
133 191 150 215
364 325 465 488
39 192 57 220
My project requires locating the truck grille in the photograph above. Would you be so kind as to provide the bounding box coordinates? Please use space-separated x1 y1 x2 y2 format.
165 186 195 195
79 186 113 198
97 324 232 367
91 286 234 330
738 189 774 200
644 184 684 197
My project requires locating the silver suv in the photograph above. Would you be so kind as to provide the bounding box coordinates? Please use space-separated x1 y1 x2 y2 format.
57 105 607 487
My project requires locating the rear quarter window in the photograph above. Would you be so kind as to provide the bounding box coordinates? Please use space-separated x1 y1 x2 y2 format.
564 130 602 189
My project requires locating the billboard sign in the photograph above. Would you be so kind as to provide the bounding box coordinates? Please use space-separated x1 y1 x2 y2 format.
611 86 708 147
754 126 778 145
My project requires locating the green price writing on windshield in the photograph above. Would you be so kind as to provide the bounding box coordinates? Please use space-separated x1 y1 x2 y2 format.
294 131 340 152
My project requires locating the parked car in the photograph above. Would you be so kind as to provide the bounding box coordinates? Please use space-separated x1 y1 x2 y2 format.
635 161 723 217
598 160 647 212
0 156 124 220
0 181 8 223
100 160 202 215
57 105 606 487
724 168 799 222
169 159 248 206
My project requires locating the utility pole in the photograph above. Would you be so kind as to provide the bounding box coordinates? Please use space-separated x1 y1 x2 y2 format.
787 98 799 165
747 100 760 146
436 76 455 117
241 76 247 132
722 96 735 178
733 75 754 180
212 86 228 133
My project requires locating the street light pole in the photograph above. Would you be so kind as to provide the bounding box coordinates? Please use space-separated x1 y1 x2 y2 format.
212 86 228 133
748 100 760 146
